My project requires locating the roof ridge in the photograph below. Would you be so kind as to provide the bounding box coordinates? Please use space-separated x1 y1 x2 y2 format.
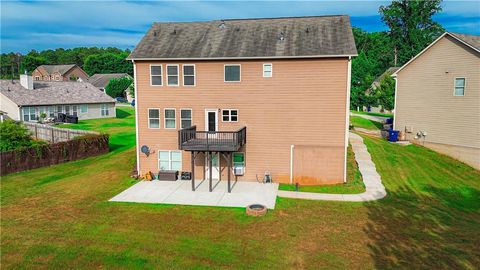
153 15 348 25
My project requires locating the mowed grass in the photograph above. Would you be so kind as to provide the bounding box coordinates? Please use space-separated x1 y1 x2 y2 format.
1 108 479 269
350 116 384 130
350 110 393 118
278 144 365 194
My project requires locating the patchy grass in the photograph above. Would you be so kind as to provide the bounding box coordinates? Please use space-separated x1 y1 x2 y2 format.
1 108 479 269
279 145 365 194
350 116 383 130
351 110 393 118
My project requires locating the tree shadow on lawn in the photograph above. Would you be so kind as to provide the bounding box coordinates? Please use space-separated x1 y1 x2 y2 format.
116 108 133 119
365 185 480 269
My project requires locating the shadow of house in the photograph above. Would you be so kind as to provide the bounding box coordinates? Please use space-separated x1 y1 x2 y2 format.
364 185 480 269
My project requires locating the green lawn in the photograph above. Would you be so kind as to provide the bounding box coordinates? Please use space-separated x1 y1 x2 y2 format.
350 110 393 118
1 108 479 269
279 144 365 194
350 116 384 130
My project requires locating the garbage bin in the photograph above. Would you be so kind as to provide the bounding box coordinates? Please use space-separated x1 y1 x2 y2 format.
386 117 394 125
388 129 399 142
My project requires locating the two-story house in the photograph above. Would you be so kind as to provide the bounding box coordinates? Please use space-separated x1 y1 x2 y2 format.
32 64 89 82
392 32 480 169
128 16 357 191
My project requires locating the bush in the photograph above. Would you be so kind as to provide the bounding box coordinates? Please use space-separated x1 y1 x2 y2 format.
0 120 39 152
105 77 133 98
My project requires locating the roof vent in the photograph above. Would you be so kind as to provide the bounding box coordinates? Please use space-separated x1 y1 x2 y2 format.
172 29 177 35
306 27 310 33
219 20 226 29
153 31 157 37
278 32 285 41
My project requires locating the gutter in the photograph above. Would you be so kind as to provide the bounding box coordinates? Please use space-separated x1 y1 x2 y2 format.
126 54 358 61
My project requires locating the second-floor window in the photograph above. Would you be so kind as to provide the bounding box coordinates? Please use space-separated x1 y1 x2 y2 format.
263 64 272 77
150 65 162 86
222 109 238 122
164 108 176 129
183 65 195 86
454 78 465 96
180 109 192 128
224 65 241 82
167 65 179 86
35 76 40 80
148 109 160 128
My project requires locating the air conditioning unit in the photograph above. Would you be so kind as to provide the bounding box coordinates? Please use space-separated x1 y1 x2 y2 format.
233 167 244 176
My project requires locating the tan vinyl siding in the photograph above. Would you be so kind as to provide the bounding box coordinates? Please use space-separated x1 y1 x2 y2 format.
0 93 21 120
395 35 480 169
135 58 349 184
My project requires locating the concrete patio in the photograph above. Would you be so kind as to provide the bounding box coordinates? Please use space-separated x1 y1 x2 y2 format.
110 180 279 209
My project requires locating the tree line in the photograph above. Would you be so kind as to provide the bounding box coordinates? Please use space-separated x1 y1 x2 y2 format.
0 0 444 111
0 47 133 79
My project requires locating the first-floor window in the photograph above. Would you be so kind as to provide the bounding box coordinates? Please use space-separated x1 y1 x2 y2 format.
56 105 63 114
164 109 176 129
159 150 182 171
22 107 37 122
101 104 109 116
222 109 238 122
72 105 78 116
148 109 160 128
65 105 71 115
48 106 55 117
180 109 192 128
80 104 88 113
233 152 245 169
454 78 466 96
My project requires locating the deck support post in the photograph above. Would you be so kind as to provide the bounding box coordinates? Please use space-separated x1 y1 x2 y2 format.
227 152 232 193
191 152 195 191
208 151 213 192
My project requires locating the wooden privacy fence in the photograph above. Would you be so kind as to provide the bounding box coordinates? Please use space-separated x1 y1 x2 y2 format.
23 122 98 143
0 134 109 176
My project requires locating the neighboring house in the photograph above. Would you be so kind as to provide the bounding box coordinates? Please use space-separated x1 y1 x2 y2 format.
89 73 134 102
363 67 399 114
128 15 357 187
0 75 116 122
32 64 89 82
392 32 480 169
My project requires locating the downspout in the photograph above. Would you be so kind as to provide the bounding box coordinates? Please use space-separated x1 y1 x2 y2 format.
290 145 294 184
344 57 352 183
133 60 140 174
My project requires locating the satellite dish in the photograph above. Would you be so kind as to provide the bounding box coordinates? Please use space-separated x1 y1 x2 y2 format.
140 145 150 156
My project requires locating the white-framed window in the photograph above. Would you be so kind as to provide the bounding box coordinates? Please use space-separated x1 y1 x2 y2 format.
454 78 466 96
180 109 192 128
150 65 163 86
72 105 78 116
101 104 109 116
55 76 60 81
65 105 71 115
48 106 55 118
34 76 40 81
44 76 49 80
164 108 176 129
159 150 182 171
167 65 179 86
22 107 37 122
56 105 63 114
263 63 272 77
222 109 238 122
224 64 241 82
182 65 195 86
148 108 160 129
233 152 245 169
80 104 88 113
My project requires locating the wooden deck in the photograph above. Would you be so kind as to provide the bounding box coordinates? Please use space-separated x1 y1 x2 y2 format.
178 126 246 152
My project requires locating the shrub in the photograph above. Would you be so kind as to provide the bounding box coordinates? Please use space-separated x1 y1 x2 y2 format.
105 77 133 98
0 120 37 152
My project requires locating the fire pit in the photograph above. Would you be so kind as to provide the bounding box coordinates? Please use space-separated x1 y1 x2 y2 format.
246 204 267 216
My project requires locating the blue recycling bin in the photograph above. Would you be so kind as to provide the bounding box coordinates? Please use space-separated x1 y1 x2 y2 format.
388 129 399 142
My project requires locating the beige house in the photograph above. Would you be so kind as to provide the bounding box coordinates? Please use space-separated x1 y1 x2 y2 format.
0 75 116 122
392 32 480 169
128 16 357 189
32 64 89 82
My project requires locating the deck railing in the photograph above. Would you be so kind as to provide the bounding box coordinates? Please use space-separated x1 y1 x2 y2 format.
178 125 246 152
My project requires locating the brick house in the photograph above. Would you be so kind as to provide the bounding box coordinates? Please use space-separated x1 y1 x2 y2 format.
32 64 89 82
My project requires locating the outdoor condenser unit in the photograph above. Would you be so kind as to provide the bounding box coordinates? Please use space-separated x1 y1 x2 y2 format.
233 167 244 176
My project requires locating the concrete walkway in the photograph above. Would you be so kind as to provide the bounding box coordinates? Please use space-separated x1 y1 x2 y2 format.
277 132 387 202
350 112 388 123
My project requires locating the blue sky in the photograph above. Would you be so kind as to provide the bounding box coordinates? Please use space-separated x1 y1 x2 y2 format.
1 0 479 53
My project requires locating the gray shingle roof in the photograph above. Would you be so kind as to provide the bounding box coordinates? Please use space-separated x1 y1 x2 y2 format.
449 32 480 51
128 15 357 60
0 80 115 106
38 64 77 75
89 73 130 88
